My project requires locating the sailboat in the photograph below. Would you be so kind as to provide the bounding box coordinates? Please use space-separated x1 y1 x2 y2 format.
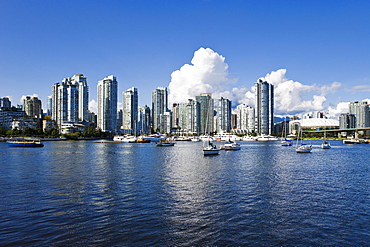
321 118 331 149
202 98 219 155
295 127 312 153
281 117 292 146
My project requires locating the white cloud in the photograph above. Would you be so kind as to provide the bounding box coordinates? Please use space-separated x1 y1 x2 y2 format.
168 48 342 118
349 85 370 93
259 69 342 115
20 94 39 103
327 101 349 119
168 47 236 104
89 99 98 113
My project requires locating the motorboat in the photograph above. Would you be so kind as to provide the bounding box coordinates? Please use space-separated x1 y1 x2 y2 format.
156 138 175 146
242 136 257 141
113 135 137 142
224 141 241 151
321 140 331 149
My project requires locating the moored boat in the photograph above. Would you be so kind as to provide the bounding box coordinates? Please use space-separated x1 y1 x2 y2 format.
223 141 241 151
7 139 44 147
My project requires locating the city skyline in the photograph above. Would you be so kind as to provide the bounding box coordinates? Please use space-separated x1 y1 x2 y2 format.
1 1 370 118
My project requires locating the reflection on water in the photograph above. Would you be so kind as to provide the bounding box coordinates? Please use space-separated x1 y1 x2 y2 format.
0 140 369 246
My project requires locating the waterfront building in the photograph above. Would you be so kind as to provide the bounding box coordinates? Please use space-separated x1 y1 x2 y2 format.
152 87 169 132
349 101 370 128
47 96 52 117
216 97 232 133
23 96 42 118
159 111 172 134
195 93 214 134
289 118 339 135
122 87 138 134
0 97 11 110
52 74 89 127
0 108 27 130
138 105 151 134
97 75 118 132
236 104 255 133
178 99 200 134
339 113 356 129
171 103 180 130
255 79 274 135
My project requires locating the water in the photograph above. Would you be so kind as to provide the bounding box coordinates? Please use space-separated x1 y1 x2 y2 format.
1 140 369 246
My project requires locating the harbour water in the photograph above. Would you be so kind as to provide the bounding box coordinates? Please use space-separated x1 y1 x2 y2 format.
1 140 369 246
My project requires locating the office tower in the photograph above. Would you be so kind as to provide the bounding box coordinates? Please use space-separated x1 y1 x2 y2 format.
236 104 255 133
73 74 89 122
52 74 89 127
339 113 356 129
0 97 11 110
152 87 169 132
216 97 231 133
47 96 52 117
195 93 214 134
23 96 42 118
172 103 180 130
138 105 151 134
159 111 172 134
179 99 200 134
349 101 370 128
97 75 118 132
255 79 274 135
122 87 138 134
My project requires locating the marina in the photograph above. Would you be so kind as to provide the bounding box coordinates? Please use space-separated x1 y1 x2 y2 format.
1 139 369 246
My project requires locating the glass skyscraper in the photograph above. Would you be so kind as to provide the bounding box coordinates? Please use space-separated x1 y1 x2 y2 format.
255 79 274 135
122 87 138 134
97 75 118 132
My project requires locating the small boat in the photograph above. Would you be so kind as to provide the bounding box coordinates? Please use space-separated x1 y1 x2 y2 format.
156 138 175 146
321 140 331 149
223 140 241 151
113 135 137 142
295 127 312 153
296 143 312 153
203 140 220 155
281 138 293 146
129 137 151 143
7 139 44 147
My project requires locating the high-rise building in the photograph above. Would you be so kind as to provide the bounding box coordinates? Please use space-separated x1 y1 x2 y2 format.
178 99 200 134
23 96 42 118
138 105 151 134
349 101 370 128
73 74 89 122
152 87 169 132
195 93 214 134
122 87 138 134
97 75 118 132
255 79 274 135
0 97 11 110
52 74 89 127
47 96 52 117
339 113 356 129
216 97 231 133
236 104 255 133
171 103 180 130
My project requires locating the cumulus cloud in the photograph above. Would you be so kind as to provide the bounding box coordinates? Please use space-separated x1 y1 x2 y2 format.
89 99 98 113
20 94 39 103
327 102 349 118
168 48 342 117
168 47 236 104
259 69 342 115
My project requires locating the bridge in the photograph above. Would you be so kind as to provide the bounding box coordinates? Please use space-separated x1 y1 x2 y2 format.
303 127 370 135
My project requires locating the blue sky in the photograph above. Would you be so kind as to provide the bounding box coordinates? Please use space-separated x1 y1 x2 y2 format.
1 0 370 117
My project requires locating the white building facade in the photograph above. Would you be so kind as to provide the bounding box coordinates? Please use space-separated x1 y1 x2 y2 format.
122 87 138 134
